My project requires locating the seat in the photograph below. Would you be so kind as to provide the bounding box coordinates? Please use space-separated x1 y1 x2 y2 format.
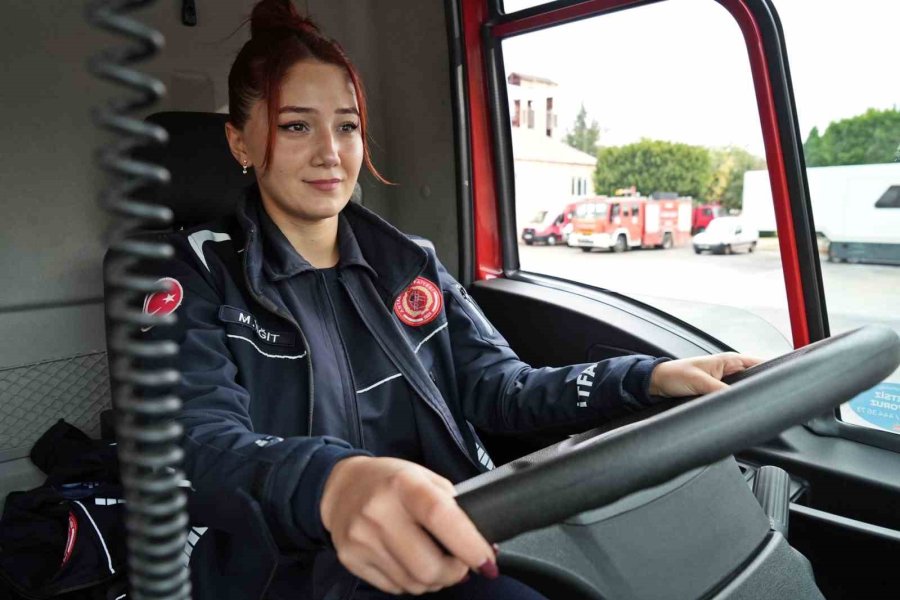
134 111 253 230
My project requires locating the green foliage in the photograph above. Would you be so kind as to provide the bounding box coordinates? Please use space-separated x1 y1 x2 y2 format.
565 103 600 156
594 139 711 200
803 107 900 166
706 146 766 211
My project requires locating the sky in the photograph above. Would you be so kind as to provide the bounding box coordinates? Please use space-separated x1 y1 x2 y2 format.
501 0 900 157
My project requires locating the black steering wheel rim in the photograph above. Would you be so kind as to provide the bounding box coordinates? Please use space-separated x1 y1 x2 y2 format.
455 325 900 542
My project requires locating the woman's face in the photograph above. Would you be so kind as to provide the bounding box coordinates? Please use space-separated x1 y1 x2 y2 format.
228 60 364 224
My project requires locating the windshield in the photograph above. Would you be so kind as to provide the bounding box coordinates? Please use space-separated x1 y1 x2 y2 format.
529 210 549 224
576 203 608 218
705 218 735 234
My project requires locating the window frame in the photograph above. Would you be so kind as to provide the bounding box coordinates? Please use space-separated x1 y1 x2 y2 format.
452 0 900 452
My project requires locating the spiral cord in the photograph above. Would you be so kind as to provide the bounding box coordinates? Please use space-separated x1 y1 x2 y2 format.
86 1 191 598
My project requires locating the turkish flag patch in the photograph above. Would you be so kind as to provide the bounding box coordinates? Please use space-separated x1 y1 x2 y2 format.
141 277 184 332
394 277 443 327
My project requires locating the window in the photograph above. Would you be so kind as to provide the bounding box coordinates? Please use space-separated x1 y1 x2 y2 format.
505 0 792 360
776 3 900 436
502 0 554 13
505 0 900 438
546 97 554 137
875 185 900 209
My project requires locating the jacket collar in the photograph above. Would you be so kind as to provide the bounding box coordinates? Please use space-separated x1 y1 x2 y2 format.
255 199 376 281
236 185 428 304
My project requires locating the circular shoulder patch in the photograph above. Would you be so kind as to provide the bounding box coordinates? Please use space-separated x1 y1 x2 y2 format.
394 277 443 327
141 277 184 332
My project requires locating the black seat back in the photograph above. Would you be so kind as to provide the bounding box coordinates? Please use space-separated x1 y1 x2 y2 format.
135 111 252 230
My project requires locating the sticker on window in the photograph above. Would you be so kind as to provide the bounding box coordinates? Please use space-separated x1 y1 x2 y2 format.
840 382 900 434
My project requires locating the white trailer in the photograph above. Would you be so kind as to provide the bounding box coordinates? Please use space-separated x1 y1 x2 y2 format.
742 163 900 265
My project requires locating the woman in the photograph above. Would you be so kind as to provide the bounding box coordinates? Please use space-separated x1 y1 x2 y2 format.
146 1 759 597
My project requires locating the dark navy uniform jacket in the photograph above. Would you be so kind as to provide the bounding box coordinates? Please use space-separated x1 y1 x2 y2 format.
145 187 668 600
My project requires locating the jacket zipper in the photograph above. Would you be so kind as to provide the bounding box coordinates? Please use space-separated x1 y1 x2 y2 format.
456 284 493 336
319 270 364 449
241 238 317 436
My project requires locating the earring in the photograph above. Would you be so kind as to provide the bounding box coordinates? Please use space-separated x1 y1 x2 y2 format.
242 161 249 175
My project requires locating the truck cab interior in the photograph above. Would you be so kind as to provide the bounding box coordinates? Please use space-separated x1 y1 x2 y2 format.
2 1 899 599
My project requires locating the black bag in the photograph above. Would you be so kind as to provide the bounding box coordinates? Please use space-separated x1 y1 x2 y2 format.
0 420 127 600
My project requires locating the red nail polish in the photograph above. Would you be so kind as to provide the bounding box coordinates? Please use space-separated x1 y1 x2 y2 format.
478 559 499 580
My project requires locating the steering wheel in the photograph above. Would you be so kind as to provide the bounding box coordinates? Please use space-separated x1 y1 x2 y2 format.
455 325 900 543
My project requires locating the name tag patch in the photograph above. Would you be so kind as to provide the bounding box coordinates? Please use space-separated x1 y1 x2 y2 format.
219 306 296 346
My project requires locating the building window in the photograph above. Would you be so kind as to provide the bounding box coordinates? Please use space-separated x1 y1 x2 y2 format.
546 97 554 137
513 99 521 128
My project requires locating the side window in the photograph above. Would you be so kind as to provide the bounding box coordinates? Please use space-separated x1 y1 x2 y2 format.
875 185 900 209
776 5 900 436
503 0 787 359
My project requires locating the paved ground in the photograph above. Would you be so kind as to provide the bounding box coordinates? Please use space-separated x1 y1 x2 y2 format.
518 238 899 361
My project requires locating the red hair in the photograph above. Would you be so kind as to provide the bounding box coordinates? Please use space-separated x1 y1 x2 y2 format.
228 0 388 182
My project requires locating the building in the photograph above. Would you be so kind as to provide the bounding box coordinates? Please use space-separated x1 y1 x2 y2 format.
507 72 597 233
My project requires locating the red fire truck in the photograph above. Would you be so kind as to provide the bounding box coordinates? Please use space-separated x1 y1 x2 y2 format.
567 194 693 252
692 202 727 234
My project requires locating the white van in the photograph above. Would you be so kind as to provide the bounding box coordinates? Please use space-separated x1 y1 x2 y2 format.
692 216 759 254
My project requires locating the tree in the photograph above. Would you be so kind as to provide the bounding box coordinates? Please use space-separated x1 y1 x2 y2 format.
803 107 900 166
705 146 766 211
565 103 600 156
594 139 711 200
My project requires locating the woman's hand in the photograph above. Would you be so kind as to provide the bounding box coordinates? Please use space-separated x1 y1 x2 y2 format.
320 456 497 595
649 353 761 398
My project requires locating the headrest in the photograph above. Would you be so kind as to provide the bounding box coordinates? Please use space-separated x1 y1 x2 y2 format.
135 112 251 229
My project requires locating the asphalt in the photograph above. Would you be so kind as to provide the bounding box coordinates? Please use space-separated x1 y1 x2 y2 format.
517 239 900 365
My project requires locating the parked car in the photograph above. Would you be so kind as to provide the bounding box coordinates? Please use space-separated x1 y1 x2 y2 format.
521 203 575 245
692 216 759 254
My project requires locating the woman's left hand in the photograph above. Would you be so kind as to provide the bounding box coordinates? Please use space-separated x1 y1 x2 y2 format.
648 353 762 398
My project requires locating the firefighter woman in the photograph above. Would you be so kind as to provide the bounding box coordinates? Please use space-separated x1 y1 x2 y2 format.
147 1 759 597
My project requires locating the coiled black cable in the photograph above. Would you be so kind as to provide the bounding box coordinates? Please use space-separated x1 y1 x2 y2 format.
86 1 191 598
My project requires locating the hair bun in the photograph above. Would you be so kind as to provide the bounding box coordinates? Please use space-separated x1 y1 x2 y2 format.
250 0 322 39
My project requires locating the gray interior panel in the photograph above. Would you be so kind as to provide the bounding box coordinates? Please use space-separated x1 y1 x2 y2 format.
0 351 110 459
0 303 107 367
498 459 821 600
